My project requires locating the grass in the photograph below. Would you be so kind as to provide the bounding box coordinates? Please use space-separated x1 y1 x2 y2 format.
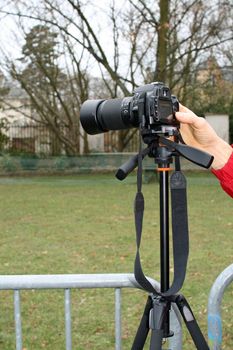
0 172 232 349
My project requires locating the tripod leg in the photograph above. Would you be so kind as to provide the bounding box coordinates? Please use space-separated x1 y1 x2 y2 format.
131 296 152 350
175 295 210 350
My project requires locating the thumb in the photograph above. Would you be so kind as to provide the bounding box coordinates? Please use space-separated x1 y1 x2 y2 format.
175 111 195 125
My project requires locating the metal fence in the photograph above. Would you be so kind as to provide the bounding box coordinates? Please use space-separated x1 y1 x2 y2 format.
0 273 182 350
208 264 233 350
2 124 139 155
104 130 139 153
5 124 63 155
1 266 233 349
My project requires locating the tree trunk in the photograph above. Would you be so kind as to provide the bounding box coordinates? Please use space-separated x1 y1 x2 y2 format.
83 132 89 154
156 0 169 83
117 130 125 152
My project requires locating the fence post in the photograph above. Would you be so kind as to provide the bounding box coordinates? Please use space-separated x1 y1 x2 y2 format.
208 263 233 350
64 289 72 350
115 288 121 350
169 304 183 350
14 290 22 350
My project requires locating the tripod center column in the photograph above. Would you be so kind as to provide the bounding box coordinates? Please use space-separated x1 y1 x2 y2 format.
159 167 170 293
155 145 173 337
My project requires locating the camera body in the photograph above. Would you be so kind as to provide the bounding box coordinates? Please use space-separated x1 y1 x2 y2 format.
80 82 179 135
130 82 179 129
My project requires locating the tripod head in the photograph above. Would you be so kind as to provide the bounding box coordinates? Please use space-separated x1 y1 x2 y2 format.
116 127 214 180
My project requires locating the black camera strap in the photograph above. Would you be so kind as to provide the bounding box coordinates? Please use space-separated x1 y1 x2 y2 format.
133 145 210 349
134 151 189 297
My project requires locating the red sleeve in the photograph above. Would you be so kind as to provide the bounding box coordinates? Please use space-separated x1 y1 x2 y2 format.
211 146 233 198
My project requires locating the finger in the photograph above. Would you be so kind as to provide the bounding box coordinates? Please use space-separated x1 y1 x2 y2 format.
176 112 206 131
175 111 196 124
178 103 193 113
178 103 189 112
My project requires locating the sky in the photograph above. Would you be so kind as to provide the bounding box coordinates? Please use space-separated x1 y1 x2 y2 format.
0 0 129 77
0 0 232 83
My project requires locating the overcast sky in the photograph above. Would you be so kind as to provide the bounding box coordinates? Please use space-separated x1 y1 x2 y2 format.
0 0 129 77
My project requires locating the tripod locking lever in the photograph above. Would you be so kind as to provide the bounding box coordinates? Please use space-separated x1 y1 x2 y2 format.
115 147 150 180
160 136 214 169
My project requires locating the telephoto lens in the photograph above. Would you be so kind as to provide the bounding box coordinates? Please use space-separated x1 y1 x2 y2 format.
80 97 138 135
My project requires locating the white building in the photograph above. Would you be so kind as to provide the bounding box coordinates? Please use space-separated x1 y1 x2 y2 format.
205 114 229 144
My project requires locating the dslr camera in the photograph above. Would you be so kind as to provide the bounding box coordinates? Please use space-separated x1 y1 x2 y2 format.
80 82 179 136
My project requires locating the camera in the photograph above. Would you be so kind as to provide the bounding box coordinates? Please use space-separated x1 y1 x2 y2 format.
80 82 179 135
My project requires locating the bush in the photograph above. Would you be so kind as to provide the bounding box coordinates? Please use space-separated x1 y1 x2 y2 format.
20 153 39 170
0 154 17 172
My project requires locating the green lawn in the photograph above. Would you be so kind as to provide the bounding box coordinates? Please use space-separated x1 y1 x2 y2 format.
0 173 232 349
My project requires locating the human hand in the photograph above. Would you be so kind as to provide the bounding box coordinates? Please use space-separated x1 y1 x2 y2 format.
175 104 233 169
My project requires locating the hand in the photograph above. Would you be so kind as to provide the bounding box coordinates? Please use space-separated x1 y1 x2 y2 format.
175 104 233 169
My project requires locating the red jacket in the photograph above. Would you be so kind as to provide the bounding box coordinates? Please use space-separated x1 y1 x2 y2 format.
212 148 233 198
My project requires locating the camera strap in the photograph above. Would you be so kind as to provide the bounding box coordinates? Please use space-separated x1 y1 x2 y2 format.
134 148 189 297
132 144 210 350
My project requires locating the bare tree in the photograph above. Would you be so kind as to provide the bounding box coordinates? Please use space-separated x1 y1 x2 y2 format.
0 0 232 152
128 0 233 103
0 17 91 154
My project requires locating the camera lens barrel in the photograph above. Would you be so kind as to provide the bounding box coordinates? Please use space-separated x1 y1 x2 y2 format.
97 98 128 131
80 99 105 135
80 97 133 135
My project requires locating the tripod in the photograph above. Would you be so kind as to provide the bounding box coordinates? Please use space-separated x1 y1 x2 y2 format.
116 129 213 350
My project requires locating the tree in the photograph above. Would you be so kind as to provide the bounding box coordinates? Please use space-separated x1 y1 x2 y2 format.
128 1 233 98
156 0 169 82
0 119 9 152
0 72 10 105
11 24 89 155
0 0 233 151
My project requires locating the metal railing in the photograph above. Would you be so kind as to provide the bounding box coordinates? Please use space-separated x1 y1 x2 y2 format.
4 125 139 155
208 263 233 350
2 266 233 349
0 273 182 350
